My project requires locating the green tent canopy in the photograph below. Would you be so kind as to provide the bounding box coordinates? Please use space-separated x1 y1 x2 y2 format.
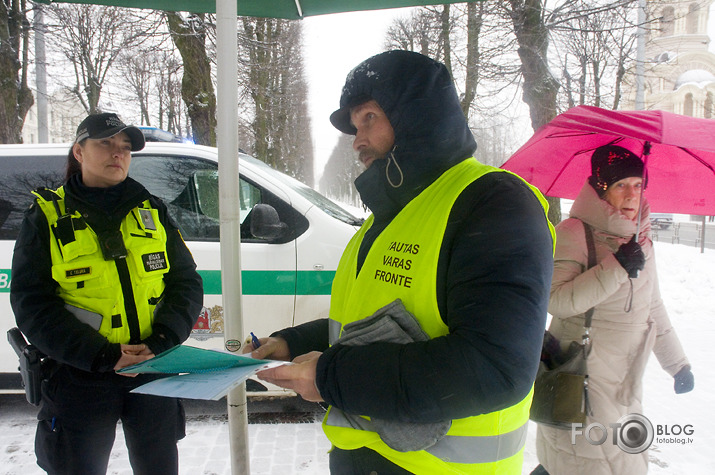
39 0 465 18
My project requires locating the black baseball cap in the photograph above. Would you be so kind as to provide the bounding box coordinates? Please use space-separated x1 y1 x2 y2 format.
75 112 145 151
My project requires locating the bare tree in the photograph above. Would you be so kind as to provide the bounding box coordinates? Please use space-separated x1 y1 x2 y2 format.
116 15 188 138
549 0 638 110
0 0 33 143
45 4 153 115
120 53 153 126
155 52 185 135
165 12 216 146
240 18 314 184
385 7 442 58
319 134 363 207
499 0 564 224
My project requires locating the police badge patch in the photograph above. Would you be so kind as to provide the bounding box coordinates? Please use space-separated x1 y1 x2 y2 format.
142 252 168 272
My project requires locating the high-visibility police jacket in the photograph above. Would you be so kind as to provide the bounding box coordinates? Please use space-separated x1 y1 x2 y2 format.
32 186 170 344
324 158 552 474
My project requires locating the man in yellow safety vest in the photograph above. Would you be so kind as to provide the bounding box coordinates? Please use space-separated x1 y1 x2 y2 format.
249 50 555 474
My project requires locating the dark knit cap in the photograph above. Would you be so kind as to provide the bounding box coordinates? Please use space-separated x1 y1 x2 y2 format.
588 145 644 197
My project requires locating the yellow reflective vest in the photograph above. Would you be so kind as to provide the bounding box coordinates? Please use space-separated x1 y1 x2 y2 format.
324 158 553 474
33 186 170 344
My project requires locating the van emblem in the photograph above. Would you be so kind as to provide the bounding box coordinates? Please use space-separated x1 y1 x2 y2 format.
225 339 241 352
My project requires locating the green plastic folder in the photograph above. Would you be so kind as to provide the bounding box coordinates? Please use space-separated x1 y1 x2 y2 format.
117 345 271 374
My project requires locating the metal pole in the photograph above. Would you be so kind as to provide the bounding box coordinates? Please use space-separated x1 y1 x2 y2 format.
635 0 646 110
636 142 651 236
34 5 49 143
701 215 706 254
216 1 250 473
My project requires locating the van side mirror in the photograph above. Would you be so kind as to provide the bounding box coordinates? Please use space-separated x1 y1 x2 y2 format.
249 203 287 241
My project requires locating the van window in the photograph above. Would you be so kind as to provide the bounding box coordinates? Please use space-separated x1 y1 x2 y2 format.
191 169 261 224
0 154 64 240
241 155 363 227
130 154 220 241
130 154 308 243
0 150 309 244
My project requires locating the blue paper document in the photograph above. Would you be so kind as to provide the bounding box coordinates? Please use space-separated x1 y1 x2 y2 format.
118 345 285 400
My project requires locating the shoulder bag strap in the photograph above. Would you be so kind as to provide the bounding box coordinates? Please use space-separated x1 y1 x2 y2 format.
582 221 596 351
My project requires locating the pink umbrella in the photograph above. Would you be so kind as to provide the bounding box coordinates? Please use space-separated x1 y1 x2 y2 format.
500 105 715 215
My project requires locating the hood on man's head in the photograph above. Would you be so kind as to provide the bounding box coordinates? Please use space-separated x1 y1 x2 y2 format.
335 50 477 215
75 112 145 151
330 51 442 135
330 50 475 157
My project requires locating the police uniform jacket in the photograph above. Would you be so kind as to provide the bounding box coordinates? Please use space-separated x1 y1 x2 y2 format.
11 174 203 373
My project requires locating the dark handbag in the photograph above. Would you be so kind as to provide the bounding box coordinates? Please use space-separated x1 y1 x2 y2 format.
530 221 596 429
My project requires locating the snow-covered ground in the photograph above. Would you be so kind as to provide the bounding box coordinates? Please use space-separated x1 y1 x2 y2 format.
1 240 713 474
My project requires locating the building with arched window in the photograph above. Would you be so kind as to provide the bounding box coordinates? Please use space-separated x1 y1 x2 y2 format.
624 1 715 117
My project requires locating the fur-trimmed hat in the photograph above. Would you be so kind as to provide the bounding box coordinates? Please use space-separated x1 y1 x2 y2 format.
588 145 644 196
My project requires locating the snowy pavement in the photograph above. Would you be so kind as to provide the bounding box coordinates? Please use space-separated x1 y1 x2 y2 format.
0 396 332 475
2 241 714 474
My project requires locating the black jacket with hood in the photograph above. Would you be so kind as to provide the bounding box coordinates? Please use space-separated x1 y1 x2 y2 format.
274 51 554 424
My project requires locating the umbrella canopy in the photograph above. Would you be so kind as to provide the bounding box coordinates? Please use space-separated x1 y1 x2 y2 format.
501 105 715 215
39 0 463 18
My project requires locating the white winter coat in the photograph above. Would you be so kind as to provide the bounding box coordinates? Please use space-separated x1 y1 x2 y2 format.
535 183 690 475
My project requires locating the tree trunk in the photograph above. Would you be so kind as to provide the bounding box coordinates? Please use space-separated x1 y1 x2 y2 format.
507 0 561 225
440 4 452 75
243 17 273 167
592 59 601 107
563 60 575 108
578 55 587 105
165 12 216 146
612 57 625 110
0 0 33 143
460 2 482 119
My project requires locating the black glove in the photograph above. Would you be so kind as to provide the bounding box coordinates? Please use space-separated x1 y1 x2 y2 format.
674 365 694 394
614 235 645 278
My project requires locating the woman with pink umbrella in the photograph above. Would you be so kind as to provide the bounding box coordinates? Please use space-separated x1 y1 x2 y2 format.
532 145 694 475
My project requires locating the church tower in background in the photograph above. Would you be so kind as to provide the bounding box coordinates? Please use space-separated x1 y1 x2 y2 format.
625 0 715 116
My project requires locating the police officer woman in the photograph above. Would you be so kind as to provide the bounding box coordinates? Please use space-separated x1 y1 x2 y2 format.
10 113 203 474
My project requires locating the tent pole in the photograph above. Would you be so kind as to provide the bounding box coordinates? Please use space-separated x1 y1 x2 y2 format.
216 0 249 473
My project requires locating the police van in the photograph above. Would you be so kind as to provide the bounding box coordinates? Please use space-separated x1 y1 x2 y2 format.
0 142 362 395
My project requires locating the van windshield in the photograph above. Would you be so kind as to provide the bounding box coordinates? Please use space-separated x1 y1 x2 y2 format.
241 155 364 227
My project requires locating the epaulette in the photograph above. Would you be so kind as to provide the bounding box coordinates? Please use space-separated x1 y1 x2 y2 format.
33 187 64 217
33 187 60 201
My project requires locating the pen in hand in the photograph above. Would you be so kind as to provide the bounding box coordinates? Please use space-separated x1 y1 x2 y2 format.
250 332 261 349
